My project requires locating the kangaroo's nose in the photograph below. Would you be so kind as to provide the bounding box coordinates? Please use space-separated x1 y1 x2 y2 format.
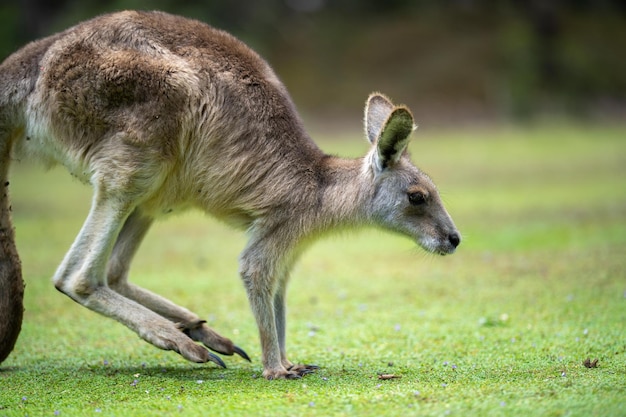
449 232 461 248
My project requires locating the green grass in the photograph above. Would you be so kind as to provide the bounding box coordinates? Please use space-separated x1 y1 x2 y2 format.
1 124 625 416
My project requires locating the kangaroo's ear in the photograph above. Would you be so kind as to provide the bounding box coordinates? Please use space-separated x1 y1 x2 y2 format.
364 93 416 171
375 106 416 170
364 93 395 145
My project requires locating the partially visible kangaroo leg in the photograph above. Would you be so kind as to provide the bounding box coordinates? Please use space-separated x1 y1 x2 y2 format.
53 186 223 365
273 280 290 369
274 276 318 375
239 232 317 379
107 209 249 362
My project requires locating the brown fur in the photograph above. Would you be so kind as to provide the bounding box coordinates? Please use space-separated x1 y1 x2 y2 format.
0 136 24 364
0 11 460 379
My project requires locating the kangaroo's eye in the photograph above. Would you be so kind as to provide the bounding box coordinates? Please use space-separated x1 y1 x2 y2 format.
408 191 427 206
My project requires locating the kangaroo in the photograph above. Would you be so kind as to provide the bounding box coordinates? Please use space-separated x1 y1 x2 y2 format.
0 10 460 379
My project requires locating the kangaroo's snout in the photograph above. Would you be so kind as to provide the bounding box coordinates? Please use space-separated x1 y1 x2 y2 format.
449 232 461 249
430 230 460 256
437 230 461 255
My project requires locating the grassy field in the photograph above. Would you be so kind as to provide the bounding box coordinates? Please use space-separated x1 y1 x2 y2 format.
1 124 625 416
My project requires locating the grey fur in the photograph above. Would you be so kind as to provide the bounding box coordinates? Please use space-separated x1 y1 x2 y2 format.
0 11 460 379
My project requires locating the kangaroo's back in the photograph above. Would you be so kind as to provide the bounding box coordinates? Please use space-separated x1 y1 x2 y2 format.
5 11 324 214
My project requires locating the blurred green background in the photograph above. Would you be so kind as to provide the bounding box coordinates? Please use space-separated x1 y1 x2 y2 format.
2 3 625 415
1 0 625 127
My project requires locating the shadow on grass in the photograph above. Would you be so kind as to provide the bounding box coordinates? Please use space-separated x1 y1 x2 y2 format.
83 364 246 381
0 366 20 373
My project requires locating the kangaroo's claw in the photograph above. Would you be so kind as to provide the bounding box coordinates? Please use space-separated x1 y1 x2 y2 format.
208 351 227 368
233 345 251 362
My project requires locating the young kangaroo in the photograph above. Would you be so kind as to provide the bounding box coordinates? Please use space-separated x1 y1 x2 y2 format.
0 10 460 379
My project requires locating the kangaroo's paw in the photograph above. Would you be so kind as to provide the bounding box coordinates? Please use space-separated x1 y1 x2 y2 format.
282 358 319 376
263 364 319 380
288 364 319 376
177 320 251 362
141 323 226 368
263 367 303 380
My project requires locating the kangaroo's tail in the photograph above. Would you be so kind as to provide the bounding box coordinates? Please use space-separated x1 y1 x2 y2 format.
0 131 23 364
0 31 63 365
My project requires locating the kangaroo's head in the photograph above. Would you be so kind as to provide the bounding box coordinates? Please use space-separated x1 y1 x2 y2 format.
363 93 460 255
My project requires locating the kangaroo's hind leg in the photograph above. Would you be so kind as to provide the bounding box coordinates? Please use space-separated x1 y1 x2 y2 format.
107 209 250 362
52 183 222 365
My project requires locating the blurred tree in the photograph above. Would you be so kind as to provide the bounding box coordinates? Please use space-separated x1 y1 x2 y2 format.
1 0 624 124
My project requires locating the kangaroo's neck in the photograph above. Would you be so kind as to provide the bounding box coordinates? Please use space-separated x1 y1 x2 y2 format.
312 153 373 232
